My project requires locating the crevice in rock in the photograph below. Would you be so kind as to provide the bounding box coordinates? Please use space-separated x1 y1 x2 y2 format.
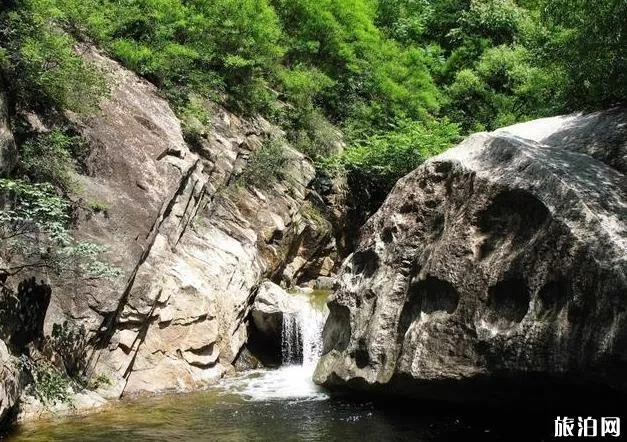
534 280 571 320
485 277 530 329
322 301 351 355
397 275 460 345
120 293 161 398
475 189 550 259
380 226 396 243
354 339 370 369
351 249 379 278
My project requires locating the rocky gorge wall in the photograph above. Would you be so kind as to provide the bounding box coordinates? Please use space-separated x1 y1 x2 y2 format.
1 43 625 426
0 48 337 422
314 110 627 403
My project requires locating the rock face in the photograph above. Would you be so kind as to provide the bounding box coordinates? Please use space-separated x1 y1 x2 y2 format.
247 281 295 366
0 81 17 175
0 341 19 425
314 110 627 402
251 281 295 337
0 48 331 399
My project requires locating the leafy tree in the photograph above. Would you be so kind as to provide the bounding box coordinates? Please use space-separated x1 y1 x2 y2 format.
539 0 626 109
0 179 120 280
272 0 439 130
324 118 460 192
0 0 107 113
19 130 82 191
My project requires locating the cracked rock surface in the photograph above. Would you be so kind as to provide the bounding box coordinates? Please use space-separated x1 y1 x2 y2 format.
31 48 329 397
314 110 627 403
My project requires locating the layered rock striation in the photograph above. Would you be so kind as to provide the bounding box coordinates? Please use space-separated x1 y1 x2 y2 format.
0 46 335 410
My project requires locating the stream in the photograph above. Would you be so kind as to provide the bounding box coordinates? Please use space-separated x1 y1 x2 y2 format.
7 292 547 441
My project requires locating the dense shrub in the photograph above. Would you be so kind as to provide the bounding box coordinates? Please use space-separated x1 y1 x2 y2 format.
19 130 82 191
324 118 460 192
0 0 107 113
239 138 290 190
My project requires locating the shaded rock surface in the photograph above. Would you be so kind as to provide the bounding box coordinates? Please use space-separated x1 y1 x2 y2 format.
314 109 627 403
0 81 17 175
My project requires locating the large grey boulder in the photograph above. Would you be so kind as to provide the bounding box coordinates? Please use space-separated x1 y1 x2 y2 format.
314 110 627 402
251 281 295 337
247 281 297 366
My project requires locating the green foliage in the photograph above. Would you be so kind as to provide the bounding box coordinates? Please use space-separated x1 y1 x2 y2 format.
20 130 82 191
17 354 73 407
272 0 439 129
239 138 289 189
376 0 434 44
324 118 460 190
88 373 112 390
0 0 107 113
444 44 562 131
178 94 212 145
0 179 121 280
539 0 626 109
0 178 71 242
87 199 110 215
453 0 524 46
299 201 330 231
53 0 285 113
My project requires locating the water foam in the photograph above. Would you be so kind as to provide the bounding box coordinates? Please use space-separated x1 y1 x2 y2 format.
221 292 329 402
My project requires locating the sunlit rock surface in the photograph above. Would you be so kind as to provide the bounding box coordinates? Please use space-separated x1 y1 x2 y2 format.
0 341 19 425
0 48 331 399
314 109 627 402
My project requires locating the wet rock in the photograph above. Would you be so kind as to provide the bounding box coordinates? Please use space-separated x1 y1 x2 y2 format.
248 281 296 367
314 110 627 403
251 281 294 336
233 346 260 371
313 276 335 291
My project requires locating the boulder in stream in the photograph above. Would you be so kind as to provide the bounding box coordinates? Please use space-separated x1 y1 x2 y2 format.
314 109 627 404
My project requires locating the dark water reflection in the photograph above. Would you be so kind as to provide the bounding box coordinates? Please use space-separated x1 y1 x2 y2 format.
8 388 556 442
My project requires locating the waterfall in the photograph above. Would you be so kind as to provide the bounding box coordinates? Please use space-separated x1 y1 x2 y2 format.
220 292 329 401
281 313 301 365
281 296 327 368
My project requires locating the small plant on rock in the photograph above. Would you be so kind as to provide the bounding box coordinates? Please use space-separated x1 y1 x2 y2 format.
17 355 73 407
239 137 289 190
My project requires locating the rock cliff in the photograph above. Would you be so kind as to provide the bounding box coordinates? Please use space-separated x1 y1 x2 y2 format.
314 109 627 403
0 341 19 426
0 46 334 413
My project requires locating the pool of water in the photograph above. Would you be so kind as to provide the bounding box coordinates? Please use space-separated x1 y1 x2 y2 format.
5 292 558 441
7 367 556 442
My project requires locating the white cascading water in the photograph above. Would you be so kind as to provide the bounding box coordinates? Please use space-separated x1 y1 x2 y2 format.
281 301 327 369
220 293 329 401
281 313 301 365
